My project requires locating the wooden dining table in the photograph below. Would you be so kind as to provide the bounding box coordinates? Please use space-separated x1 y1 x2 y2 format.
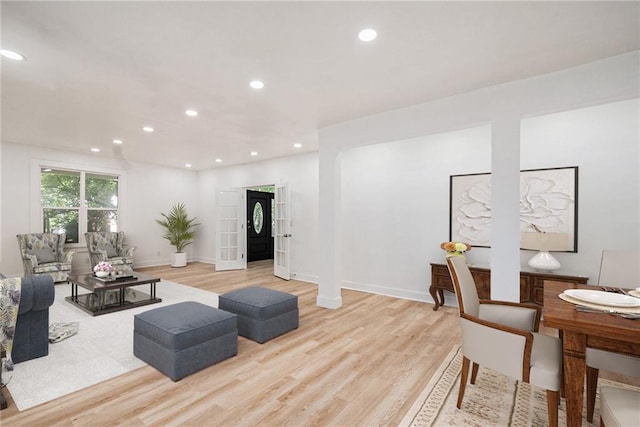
543 280 640 427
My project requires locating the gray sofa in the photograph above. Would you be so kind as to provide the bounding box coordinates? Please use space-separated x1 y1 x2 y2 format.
11 275 55 363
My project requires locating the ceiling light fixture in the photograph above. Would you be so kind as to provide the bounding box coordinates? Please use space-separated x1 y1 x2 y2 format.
358 28 377 42
185 163 192 168
0 49 26 60
91 148 100 153
113 139 123 144
215 158 222 163
293 143 302 148
249 80 264 89
185 109 198 117
250 151 258 156
143 126 154 132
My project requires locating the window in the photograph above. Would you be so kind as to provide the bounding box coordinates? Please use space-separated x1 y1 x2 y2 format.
40 167 121 244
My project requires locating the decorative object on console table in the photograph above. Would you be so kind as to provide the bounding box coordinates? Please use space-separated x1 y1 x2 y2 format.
440 241 471 259
429 262 588 310
521 229 571 271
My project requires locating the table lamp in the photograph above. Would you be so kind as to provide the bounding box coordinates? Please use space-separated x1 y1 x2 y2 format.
521 232 570 271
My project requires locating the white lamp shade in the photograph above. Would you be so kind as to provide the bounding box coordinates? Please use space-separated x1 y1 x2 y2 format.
521 232 570 271
521 232 571 251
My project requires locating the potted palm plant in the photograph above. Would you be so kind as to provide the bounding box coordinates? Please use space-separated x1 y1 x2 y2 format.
156 203 199 267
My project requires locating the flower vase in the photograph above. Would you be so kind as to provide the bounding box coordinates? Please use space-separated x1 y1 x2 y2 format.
445 251 465 260
95 271 109 278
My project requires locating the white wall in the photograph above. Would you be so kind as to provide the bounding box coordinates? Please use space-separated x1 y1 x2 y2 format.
341 125 491 301
318 51 639 306
125 161 199 267
0 142 198 276
196 152 319 282
338 99 639 303
520 99 640 275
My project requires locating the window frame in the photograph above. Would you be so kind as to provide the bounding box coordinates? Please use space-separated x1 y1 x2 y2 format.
30 159 127 248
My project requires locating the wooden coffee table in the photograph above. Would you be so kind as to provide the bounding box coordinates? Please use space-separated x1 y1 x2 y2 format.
66 272 162 316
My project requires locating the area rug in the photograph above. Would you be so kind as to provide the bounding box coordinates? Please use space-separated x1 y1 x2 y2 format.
6 280 219 411
400 346 640 427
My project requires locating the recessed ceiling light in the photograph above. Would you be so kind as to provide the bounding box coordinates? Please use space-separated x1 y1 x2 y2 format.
185 163 192 168
293 143 302 148
250 151 258 156
143 126 154 132
215 158 222 163
113 139 123 144
249 80 264 89
91 148 100 153
0 49 26 61
358 28 377 42
185 109 198 117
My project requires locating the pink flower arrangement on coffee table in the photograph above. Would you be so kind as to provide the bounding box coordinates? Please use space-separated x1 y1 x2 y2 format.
93 261 114 273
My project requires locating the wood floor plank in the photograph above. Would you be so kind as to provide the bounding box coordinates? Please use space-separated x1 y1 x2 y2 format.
2 260 461 426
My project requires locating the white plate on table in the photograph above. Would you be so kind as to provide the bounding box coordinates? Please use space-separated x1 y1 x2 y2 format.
564 289 640 307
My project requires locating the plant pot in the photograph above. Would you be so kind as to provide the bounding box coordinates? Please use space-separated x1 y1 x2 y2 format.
171 252 187 268
95 271 110 278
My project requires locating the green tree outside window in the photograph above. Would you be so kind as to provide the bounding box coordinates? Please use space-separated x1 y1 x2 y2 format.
41 169 119 243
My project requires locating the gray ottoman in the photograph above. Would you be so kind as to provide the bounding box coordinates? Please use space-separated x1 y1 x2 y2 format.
218 287 298 344
133 301 237 381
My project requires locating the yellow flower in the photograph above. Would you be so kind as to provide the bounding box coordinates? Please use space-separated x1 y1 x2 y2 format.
440 241 471 253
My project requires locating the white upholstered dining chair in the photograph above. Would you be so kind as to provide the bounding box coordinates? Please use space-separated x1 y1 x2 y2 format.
585 250 640 422
599 386 640 427
446 256 562 427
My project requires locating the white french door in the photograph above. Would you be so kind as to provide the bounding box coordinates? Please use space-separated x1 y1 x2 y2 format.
215 188 247 271
274 183 291 280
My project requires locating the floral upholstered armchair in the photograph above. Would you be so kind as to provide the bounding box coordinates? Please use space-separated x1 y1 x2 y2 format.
84 231 135 273
16 233 74 283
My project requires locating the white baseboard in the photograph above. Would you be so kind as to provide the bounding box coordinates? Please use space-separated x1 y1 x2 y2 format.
193 256 215 265
341 279 436 304
316 294 342 309
290 272 318 284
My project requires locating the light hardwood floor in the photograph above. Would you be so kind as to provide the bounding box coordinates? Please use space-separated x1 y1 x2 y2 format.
2 261 461 426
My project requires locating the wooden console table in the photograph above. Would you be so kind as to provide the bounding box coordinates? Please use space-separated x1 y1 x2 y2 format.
429 262 588 310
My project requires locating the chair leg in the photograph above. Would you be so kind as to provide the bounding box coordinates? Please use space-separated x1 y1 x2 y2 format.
457 356 470 409
586 366 599 423
470 362 479 384
546 390 559 427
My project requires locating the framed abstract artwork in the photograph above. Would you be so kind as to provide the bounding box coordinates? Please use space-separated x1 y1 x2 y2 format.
449 166 578 251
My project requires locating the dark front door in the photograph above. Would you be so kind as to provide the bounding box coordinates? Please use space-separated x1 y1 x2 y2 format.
247 190 274 262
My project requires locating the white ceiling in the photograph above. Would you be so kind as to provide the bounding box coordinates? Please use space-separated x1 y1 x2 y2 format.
2 1 638 170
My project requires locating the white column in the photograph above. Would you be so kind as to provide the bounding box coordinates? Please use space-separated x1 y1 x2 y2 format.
490 115 521 302
317 144 343 309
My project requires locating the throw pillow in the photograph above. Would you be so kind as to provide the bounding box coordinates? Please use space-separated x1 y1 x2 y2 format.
28 247 56 264
101 242 118 258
